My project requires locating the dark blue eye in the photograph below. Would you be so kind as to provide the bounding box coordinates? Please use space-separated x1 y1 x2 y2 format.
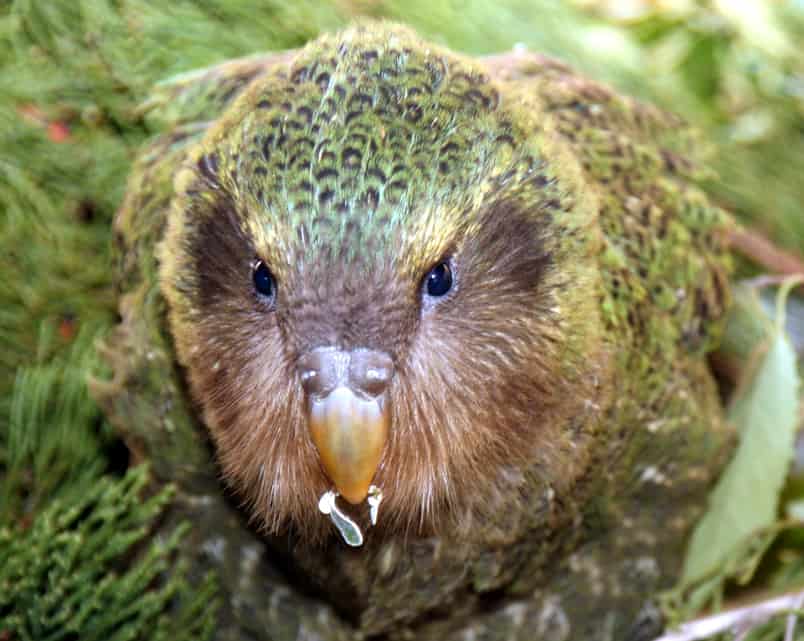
253 261 275 299
425 261 453 298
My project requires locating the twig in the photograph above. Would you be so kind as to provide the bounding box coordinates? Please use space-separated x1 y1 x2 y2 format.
654 590 804 641
727 227 804 278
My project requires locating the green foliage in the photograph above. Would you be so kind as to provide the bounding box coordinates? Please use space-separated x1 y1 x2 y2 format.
662 281 803 634
0 465 218 641
1 321 113 519
585 1 804 255
689 284 799 584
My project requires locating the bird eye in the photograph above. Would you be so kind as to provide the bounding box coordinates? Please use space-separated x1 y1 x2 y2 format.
424 261 453 298
253 260 275 300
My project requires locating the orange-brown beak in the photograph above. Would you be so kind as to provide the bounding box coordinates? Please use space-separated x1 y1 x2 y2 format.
299 348 393 504
308 387 389 504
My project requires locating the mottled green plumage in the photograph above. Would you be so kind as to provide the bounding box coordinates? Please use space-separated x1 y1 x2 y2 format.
93 22 733 641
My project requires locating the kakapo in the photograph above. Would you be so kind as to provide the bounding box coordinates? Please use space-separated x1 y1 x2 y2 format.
92 21 734 641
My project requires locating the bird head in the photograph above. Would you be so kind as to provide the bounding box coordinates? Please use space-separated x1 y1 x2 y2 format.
160 24 604 543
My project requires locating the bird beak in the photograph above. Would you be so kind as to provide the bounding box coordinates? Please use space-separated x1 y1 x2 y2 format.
308 386 389 504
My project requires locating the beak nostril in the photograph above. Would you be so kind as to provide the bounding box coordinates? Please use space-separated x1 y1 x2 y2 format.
297 348 340 398
350 351 394 398
298 347 394 399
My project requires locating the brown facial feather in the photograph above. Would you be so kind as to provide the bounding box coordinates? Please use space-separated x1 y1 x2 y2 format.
160 29 606 543
374 196 566 535
166 175 593 543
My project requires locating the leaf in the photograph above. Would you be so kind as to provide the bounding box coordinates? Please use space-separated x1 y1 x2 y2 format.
679 278 802 594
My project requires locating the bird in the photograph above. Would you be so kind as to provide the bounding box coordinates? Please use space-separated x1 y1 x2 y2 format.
92 21 735 641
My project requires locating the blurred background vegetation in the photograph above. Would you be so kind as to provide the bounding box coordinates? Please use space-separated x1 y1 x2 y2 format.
1 1 802 639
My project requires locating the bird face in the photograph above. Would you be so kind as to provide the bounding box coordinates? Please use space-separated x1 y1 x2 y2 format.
160 27 600 542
